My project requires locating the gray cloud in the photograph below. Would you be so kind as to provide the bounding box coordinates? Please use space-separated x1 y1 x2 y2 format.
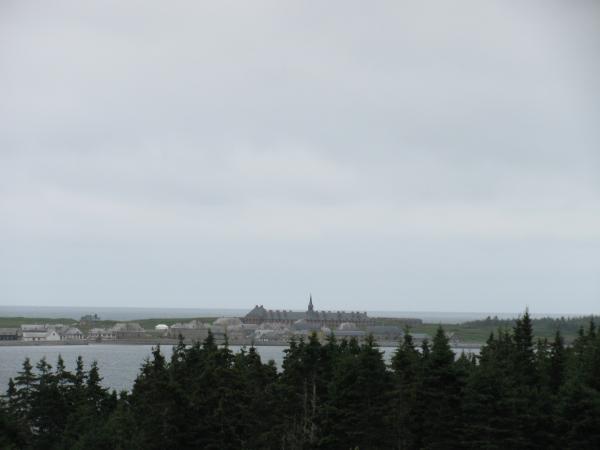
1 1 599 312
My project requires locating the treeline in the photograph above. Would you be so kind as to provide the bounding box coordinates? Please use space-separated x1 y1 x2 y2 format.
463 314 600 337
2 311 600 449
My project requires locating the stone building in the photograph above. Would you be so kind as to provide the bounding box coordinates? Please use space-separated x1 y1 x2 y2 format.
88 328 116 341
60 327 84 340
0 328 20 341
110 322 146 339
169 320 210 342
365 325 403 341
243 295 374 328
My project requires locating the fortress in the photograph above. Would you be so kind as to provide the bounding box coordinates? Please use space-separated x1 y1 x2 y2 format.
243 295 375 327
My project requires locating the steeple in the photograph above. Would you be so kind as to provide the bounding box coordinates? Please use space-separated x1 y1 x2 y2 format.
308 293 314 314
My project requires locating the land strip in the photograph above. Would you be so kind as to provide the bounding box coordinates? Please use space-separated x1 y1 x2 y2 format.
1 314 596 346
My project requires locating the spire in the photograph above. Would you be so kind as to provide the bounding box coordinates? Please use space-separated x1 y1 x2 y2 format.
308 293 314 313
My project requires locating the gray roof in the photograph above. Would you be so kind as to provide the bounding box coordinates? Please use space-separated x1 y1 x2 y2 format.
366 326 403 334
110 322 144 332
22 330 58 337
245 306 305 321
21 324 48 332
169 319 212 330
292 320 322 331
62 327 83 335
89 328 114 333
410 333 430 340
245 305 369 322
333 330 366 337
0 328 19 335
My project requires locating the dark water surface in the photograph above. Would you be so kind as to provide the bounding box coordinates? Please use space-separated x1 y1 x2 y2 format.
0 345 317 393
0 344 479 393
0 344 379 392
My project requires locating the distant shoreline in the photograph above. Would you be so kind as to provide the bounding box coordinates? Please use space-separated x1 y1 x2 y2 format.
0 339 484 349
0 305 584 324
2 311 596 347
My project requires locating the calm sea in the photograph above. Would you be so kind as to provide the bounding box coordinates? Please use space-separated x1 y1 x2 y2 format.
0 305 567 323
0 344 480 394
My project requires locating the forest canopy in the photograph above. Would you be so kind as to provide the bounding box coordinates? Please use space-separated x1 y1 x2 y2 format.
2 310 600 449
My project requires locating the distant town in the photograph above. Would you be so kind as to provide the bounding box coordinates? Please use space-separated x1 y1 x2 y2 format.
0 296 441 347
1 297 595 348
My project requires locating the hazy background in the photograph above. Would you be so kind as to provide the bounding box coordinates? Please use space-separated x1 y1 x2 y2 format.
1 1 599 314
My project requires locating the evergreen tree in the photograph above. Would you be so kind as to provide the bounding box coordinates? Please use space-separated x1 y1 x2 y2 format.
390 329 423 449
548 330 566 394
462 330 521 448
512 309 536 386
277 337 309 448
61 359 116 449
232 346 279 449
322 335 393 449
420 326 462 449
535 338 550 385
0 399 23 450
6 378 17 413
13 357 37 421
557 379 600 448
1 381 27 449
3 307 600 450
128 346 182 449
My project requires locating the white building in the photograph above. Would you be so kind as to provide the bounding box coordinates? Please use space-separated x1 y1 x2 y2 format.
22 329 61 342
61 327 84 340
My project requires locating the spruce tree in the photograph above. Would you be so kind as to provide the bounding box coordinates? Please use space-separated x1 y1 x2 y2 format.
512 309 536 385
233 345 278 449
420 326 462 449
128 346 182 449
13 357 36 420
390 329 423 449
548 330 566 394
61 359 117 449
278 337 309 448
1 380 27 449
27 357 71 448
322 334 393 449
0 399 23 450
557 379 600 448
462 330 519 448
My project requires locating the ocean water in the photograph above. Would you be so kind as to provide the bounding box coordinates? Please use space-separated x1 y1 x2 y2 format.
0 305 249 321
0 305 567 324
0 344 480 393
0 345 316 393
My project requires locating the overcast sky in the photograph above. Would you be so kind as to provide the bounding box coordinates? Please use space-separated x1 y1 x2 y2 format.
1 1 599 314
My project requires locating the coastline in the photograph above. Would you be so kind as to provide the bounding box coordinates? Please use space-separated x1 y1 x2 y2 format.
0 339 483 349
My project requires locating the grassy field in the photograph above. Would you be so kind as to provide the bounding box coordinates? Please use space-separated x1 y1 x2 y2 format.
0 316 216 333
1 315 595 344
371 321 507 343
372 315 598 344
0 317 79 328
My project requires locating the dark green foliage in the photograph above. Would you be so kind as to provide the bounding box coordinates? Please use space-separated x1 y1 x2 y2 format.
321 335 393 449
390 330 423 449
419 326 463 449
556 380 600 448
3 309 600 449
462 314 600 341
0 391 27 449
548 331 566 394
